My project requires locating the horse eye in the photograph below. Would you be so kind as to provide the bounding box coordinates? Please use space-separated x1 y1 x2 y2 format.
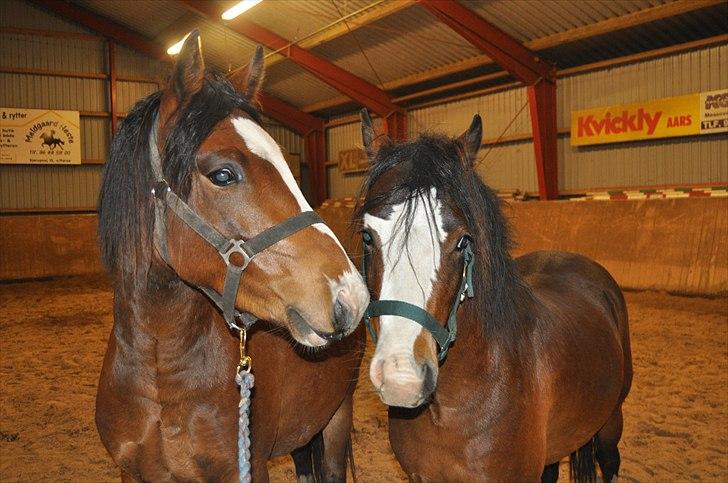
208 168 238 186
456 235 472 250
362 230 373 246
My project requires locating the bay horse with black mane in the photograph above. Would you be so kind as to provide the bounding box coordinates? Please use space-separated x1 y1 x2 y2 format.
355 109 632 482
96 32 369 482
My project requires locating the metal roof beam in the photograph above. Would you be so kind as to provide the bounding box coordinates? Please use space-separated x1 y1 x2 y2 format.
28 1 325 143
28 0 167 60
303 0 722 113
259 94 323 136
178 0 404 120
420 0 558 199
266 0 416 67
419 0 555 85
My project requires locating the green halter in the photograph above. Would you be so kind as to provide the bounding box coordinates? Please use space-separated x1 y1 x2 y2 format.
360 232 475 361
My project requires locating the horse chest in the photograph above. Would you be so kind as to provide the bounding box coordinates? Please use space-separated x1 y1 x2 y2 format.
389 395 546 482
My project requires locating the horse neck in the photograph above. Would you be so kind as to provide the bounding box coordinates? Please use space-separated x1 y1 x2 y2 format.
111 265 229 379
435 283 534 403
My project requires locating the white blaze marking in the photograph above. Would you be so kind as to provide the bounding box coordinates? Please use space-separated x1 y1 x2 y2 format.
231 117 352 262
363 188 446 359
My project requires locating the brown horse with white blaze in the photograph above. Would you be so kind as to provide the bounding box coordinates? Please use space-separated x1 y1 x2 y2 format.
355 109 632 482
95 32 369 482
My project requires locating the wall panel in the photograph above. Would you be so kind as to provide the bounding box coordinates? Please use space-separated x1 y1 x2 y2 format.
116 80 157 113
0 164 102 210
325 44 726 199
326 121 368 199
0 73 107 111
558 44 728 191
0 0 165 211
409 87 532 139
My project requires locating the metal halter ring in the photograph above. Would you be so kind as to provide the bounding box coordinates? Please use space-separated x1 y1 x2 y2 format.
151 180 171 198
221 239 252 269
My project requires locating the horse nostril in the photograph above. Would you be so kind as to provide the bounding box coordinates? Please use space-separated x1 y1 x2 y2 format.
333 290 353 330
422 363 437 396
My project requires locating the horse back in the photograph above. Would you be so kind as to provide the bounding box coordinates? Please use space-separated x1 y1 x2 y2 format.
516 251 633 458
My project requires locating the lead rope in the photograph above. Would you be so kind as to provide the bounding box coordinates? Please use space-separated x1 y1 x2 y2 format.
235 328 254 483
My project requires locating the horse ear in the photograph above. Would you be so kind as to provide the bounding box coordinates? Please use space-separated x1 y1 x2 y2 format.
360 108 386 159
170 30 205 105
459 114 482 165
230 46 265 103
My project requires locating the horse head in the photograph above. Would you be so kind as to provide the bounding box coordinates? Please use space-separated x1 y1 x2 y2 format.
355 109 484 407
100 31 368 347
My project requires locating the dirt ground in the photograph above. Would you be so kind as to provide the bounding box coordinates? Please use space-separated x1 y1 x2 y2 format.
1 275 726 482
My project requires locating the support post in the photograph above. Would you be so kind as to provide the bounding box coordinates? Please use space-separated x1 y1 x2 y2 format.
108 40 117 133
419 0 559 199
305 129 327 206
384 110 408 140
528 80 558 199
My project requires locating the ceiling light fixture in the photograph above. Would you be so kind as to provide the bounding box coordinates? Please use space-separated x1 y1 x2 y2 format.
167 32 192 56
221 0 263 20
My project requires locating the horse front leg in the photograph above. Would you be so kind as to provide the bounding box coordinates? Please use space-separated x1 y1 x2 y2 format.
291 393 354 483
250 455 270 483
321 393 354 482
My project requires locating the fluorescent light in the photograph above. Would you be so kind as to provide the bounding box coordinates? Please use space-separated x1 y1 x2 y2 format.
167 32 191 56
221 0 263 20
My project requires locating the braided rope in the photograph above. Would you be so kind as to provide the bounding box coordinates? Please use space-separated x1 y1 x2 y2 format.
235 371 254 483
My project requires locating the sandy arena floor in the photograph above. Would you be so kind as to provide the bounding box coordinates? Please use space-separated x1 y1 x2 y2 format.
1 275 726 482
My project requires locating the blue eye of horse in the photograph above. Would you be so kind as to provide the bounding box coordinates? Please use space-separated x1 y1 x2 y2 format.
209 168 237 186
362 230 373 245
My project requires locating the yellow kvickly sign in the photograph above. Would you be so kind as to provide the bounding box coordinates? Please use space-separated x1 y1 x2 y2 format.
571 89 727 146
0 108 81 164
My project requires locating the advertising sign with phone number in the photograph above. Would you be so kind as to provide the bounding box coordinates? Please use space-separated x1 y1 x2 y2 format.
0 108 81 164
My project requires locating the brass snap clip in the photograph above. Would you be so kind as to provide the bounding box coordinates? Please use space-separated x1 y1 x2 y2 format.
237 328 252 374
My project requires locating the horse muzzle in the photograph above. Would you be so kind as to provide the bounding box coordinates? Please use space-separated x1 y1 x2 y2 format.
370 354 437 408
285 270 369 347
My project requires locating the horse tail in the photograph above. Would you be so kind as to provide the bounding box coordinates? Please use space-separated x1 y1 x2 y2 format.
346 432 357 483
569 436 597 483
292 431 325 483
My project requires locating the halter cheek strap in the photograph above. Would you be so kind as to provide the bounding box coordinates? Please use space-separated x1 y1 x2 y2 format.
148 115 323 331
361 238 475 361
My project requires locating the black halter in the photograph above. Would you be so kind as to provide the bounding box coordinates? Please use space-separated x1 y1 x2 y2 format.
360 231 475 361
149 115 323 332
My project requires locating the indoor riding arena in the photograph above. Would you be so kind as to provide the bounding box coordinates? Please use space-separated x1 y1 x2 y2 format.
1 1 726 482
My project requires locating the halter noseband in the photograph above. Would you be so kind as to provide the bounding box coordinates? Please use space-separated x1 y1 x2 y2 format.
149 114 323 332
360 232 475 361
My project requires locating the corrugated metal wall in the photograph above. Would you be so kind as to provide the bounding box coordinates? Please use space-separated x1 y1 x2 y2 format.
327 121 365 199
409 88 538 192
326 44 727 198
0 0 163 210
559 43 728 190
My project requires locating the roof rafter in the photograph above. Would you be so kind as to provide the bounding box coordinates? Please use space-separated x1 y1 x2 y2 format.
28 0 323 137
28 0 167 60
419 0 555 85
302 0 724 113
178 0 404 120
259 93 322 136
265 0 416 67
419 0 558 199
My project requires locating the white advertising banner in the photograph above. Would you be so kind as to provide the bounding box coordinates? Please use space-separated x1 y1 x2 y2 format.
0 108 81 164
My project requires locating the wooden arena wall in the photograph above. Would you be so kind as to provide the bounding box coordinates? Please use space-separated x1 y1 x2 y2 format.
0 214 101 280
0 198 725 295
317 197 728 296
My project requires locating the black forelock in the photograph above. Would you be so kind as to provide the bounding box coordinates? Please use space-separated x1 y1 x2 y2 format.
163 69 261 198
98 68 260 277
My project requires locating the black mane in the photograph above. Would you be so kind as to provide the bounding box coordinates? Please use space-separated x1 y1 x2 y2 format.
98 70 261 277
355 133 530 345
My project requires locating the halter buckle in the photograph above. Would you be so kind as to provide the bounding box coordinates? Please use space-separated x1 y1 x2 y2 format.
151 180 171 199
221 239 252 269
